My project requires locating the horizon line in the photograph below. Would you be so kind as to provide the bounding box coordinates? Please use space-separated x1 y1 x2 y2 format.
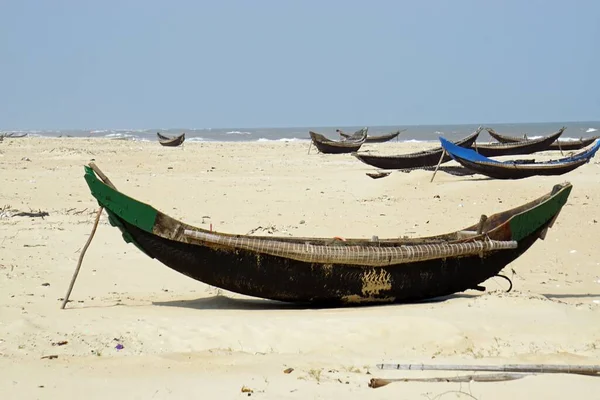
2 119 599 132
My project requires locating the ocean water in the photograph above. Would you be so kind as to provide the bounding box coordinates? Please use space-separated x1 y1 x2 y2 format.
2 122 599 143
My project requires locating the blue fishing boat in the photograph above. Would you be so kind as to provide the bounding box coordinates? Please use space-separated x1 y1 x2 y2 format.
439 137 600 180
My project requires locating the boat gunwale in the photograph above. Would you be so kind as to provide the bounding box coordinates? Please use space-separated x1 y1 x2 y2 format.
83 164 572 251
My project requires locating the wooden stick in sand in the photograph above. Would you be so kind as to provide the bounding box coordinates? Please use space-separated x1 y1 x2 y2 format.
61 163 116 309
430 149 447 183
307 141 312 154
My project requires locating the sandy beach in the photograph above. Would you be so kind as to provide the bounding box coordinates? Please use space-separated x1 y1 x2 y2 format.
1 137 599 399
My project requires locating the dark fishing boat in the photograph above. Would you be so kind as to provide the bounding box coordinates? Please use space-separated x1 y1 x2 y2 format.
0 132 28 140
309 128 367 154
157 132 185 147
440 137 600 180
82 162 572 305
487 127 599 151
471 128 565 157
352 128 481 170
338 128 406 143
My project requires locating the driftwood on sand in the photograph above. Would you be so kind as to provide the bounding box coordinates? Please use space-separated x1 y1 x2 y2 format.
369 373 527 388
369 363 600 388
376 363 600 376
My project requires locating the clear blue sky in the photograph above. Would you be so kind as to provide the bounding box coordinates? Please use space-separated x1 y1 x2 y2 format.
1 0 598 129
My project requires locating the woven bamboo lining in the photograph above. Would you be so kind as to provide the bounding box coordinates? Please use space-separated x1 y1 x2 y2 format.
183 229 518 266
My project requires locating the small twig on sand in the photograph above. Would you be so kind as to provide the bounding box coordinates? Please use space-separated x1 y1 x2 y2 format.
13 210 49 219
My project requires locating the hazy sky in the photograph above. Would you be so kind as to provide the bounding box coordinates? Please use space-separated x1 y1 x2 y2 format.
1 0 598 129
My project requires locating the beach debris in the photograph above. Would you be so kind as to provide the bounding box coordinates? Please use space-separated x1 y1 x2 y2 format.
283 368 294 374
247 225 279 235
366 171 391 179
21 157 31 162
41 355 58 360
299 219 305 224
369 373 527 388
0 205 49 219
52 340 68 346
570 250 577 254
41 282 50 287
241 386 253 393
115 343 124 350
376 363 600 376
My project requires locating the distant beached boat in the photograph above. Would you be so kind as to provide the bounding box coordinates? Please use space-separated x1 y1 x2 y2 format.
486 127 599 151
352 127 481 170
338 128 406 143
157 132 185 147
309 128 367 154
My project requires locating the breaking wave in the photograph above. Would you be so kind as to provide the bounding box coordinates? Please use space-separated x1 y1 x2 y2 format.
225 131 252 135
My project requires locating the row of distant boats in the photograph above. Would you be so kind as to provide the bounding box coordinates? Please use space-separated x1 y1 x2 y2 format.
308 126 600 180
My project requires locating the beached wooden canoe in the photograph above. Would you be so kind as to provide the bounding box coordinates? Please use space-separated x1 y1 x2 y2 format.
440 137 600 180
338 128 406 143
352 128 481 170
0 132 28 140
472 128 565 157
83 163 572 305
487 127 599 151
309 128 367 154
157 132 185 147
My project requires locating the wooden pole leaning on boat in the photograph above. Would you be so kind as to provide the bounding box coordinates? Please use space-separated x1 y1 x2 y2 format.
61 163 116 309
430 149 447 183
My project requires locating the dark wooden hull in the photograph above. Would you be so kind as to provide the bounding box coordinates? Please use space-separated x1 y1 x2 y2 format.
352 130 480 170
116 217 546 305
83 163 572 306
487 129 598 151
157 132 173 141
453 158 590 180
0 133 28 139
473 128 564 157
365 130 402 143
310 131 365 154
157 133 185 147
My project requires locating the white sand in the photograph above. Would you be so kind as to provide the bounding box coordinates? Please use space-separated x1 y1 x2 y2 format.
1 138 599 399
